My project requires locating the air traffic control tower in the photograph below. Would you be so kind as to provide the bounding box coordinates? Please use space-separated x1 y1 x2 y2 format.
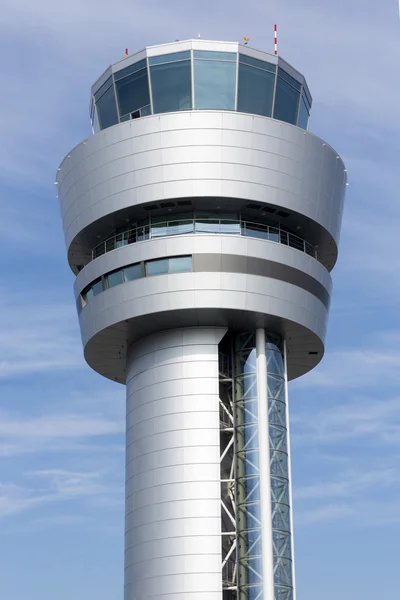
56 39 346 600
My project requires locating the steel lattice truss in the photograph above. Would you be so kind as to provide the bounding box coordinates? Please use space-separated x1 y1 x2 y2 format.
219 355 238 598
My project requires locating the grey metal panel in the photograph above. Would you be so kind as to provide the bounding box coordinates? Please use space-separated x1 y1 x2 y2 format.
192 254 330 307
124 327 226 599
57 111 346 268
74 234 331 297
77 270 327 382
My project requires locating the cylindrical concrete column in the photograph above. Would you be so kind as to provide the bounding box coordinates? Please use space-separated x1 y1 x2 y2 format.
125 327 227 600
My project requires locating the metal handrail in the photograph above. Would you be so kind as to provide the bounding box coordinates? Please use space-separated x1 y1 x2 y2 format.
92 218 320 264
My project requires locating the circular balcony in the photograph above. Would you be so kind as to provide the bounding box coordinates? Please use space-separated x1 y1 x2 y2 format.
91 216 321 265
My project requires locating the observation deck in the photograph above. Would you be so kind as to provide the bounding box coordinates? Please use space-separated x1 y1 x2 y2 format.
90 39 312 133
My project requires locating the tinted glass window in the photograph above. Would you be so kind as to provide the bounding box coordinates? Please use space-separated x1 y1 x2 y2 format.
94 76 113 101
91 105 100 133
141 104 151 116
116 68 150 117
194 60 236 110
193 50 237 61
96 84 118 130
297 96 309 129
303 85 312 108
273 77 300 125
277 67 301 91
92 280 104 296
169 256 192 273
239 54 276 73
149 51 191 65
114 59 147 81
107 270 124 288
84 289 93 302
124 264 142 281
146 259 169 276
237 62 275 117
151 60 192 113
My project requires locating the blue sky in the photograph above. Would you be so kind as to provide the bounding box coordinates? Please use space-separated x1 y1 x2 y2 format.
0 0 399 598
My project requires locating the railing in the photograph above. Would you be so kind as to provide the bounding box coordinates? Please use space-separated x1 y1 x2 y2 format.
92 218 320 263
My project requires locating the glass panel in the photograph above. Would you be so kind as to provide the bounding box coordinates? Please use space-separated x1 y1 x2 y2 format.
140 104 151 116
194 60 236 110
91 103 100 133
193 50 237 61
238 62 275 117
297 96 309 129
148 51 191 65
277 67 301 91
116 67 150 117
124 264 142 281
239 54 276 73
168 220 194 236
92 280 104 296
273 77 300 125
303 84 312 108
169 256 192 273
151 220 168 238
96 83 118 130
146 258 169 276
196 219 220 233
244 223 270 240
269 227 280 242
114 59 147 81
220 220 241 234
94 76 113 101
107 269 124 288
288 235 304 251
84 288 94 302
151 60 192 113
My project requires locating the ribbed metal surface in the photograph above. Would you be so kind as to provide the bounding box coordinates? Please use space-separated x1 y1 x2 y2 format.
125 327 226 599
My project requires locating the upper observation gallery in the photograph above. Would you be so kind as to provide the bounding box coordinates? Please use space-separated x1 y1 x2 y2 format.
90 39 312 132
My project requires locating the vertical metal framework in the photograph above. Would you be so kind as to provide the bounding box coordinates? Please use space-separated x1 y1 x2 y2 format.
233 332 294 600
267 336 293 600
234 333 264 599
219 351 238 598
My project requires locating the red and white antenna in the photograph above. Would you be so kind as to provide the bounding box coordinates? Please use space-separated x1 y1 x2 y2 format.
274 24 278 55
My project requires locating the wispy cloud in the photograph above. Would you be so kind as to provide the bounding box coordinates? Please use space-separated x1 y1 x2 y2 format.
0 295 83 377
295 468 398 501
0 410 124 457
292 396 400 446
0 469 123 519
295 466 400 527
294 346 400 389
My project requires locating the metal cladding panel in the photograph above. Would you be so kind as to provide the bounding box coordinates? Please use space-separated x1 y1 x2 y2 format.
57 111 346 258
124 327 226 600
74 234 331 297
75 232 330 380
78 270 328 381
